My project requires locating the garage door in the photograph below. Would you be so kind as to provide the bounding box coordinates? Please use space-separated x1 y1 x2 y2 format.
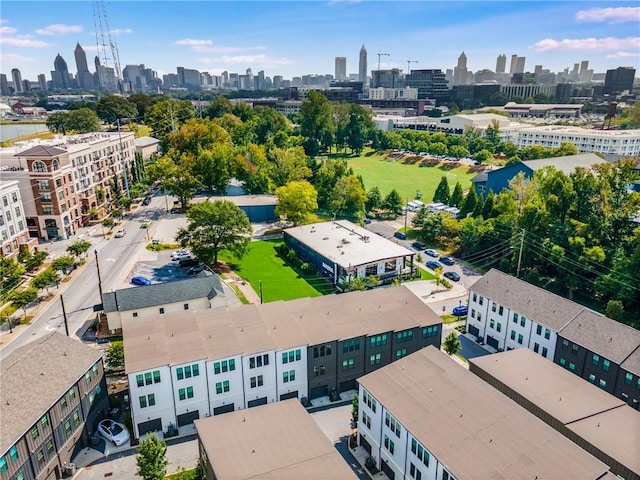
339 379 356 393
468 325 479 337
214 404 234 416
177 411 200 427
248 397 267 408
138 418 162 436
309 385 328 399
279 391 298 401
486 335 499 350
381 460 395 480
359 435 372 455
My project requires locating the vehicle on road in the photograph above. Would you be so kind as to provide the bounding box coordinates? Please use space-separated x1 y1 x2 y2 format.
425 249 439 258
412 241 425 250
97 419 130 446
114 229 126 238
425 260 442 270
440 256 455 266
443 271 460 282
452 305 468 316
131 276 152 286
394 231 407 240
188 265 205 275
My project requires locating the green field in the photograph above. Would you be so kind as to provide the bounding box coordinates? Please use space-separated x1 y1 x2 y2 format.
344 149 477 201
218 239 334 303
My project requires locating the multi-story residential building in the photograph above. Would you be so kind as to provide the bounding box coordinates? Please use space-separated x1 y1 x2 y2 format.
0 132 135 240
123 286 442 438
195 399 358 480
0 180 38 258
516 125 640 156
0 333 108 480
369 87 418 100
470 348 640 479
466 269 640 409
502 102 583 119
357 346 611 480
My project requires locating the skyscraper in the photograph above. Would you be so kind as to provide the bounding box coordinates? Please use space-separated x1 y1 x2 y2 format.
11 68 23 93
509 54 518 74
495 54 506 73
51 53 70 89
453 52 468 85
359 44 367 84
335 57 347 81
0 74 10 96
74 43 92 89
515 56 526 74
604 67 636 95
38 74 48 91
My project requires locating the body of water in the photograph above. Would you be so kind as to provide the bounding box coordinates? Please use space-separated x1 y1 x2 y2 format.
0 123 49 142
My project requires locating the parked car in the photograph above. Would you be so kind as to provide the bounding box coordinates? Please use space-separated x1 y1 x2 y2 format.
131 276 151 286
97 419 130 446
425 260 442 270
452 305 469 316
443 271 460 282
188 265 205 275
172 254 193 262
440 256 455 266
114 229 126 238
424 249 439 258
179 258 199 268
412 241 425 250
394 231 407 240
171 249 191 259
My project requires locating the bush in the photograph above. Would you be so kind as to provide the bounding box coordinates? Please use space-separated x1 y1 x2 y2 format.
301 262 315 274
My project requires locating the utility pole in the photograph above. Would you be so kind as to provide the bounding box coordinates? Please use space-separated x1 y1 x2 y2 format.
376 52 390 87
516 229 525 278
407 59 418 73
60 295 69 336
259 281 263 304
116 118 130 198
404 197 409 232
95 249 104 302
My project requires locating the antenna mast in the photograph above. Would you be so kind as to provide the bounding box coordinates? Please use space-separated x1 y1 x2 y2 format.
93 0 124 94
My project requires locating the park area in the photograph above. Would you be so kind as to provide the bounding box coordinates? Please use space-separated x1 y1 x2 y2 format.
344 149 477 201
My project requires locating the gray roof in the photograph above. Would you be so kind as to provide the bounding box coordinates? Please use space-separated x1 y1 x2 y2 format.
123 285 441 374
470 349 640 477
621 346 640 376
192 195 277 207
0 333 102 454
134 136 160 148
471 269 584 331
559 309 640 364
521 153 605 175
15 145 67 157
470 171 488 183
195 399 358 479
103 274 224 313
284 220 414 269
358 347 609 479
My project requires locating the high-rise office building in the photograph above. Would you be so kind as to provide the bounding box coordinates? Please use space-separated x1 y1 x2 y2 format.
51 53 70 90
509 54 518 74
74 43 93 89
515 56 526 74
579 60 593 83
359 44 367 84
405 69 450 103
177 67 201 90
496 54 506 73
0 74 10 95
37 74 48 91
603 66 636 95
453 51 468 85
11 68 23 93
335 57 347 81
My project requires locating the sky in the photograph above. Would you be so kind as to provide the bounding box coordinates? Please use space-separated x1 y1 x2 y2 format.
1 1 639 82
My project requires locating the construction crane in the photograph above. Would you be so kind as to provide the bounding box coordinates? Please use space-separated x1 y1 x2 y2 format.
377 52 391 72
93 0 123 94
407 59 418 74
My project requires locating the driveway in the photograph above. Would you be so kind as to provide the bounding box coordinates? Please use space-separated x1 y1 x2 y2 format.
459 334 492 360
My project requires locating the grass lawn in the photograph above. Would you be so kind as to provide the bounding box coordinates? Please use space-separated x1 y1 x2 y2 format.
218 239 334 303
340 149 477 201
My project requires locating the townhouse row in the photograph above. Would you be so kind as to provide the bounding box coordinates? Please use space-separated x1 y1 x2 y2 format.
123 285 442 438
465 268 640 408
0 333 108 480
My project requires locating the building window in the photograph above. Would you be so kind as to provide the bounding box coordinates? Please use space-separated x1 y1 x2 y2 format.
144 372 153 385
498 306 504 315
533 343 539 354
397 330 413 343
370 353 382 365
136 374 144 387
148 394 156 406
178 387 194 400
396 348 407 359
216 381 230 394
559 357 566 366
385 412 401 437
283 370 296 382
61 396 67 409
361 411 371 429
249 354 270 369
603 359 610 372
85 371 92 385
313 344 332 358
64 421 71 435
183 303 189 310
544 328 551 340
472 293 477 302
41 414 49 429
343 339 360 353
250 375 264 388
520 316 526 327
139 396 147 408
491 303 497 313
599 379 607 389
569 362 576 371
363 391 377 412
592 354 600 366
517 334 524 345
132 312 138 318
513 313 518 323
313 365 326 377
383 435 395 455
177 368 184 380
342 358 354 370
46 440 54 454
489 320 494 329
571 344 578 354
496 322 502 333
153 370 161 383
510 330 516 341
542 347 548 357
370 335 388 348
31 425 39 440
625 373 633 385
422 326 438 338
536 325 542 335
588 374 596 383
479 296 484 306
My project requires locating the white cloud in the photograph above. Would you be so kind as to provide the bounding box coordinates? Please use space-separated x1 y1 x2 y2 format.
576 7 640 23
531 36 640 52
219 54 294 66
35 24 83 36
606 51 639 59
0 26 16 35
109 28 133 36
0 52 36 65
0 35 53 48
174 38 266 54
174 38 213 47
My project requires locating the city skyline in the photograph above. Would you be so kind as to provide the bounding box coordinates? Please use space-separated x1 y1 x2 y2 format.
1 1 639 83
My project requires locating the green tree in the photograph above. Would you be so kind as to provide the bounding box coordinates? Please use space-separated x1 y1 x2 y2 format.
473 149 494 163
206 96 233 119
313 158 352 210
8 287 38 321
415 212 446 243
105 341 125 370
449 182 464 207
67 108 101 133
176 200 252 265
366 186 383 212
145 99 196 146
102 218 115 230
95 95 138 124
252 106 291 145
449 145 469 159
351 395 359 424
605 300 624 321
442 331 462 356
168 118 232 156
433 176 451 204
482 190 496 218
32 268 59 294
22 251 48 273
275 181 318 225
193 144 234 195
46 111 69 134
1 257 25 288
127 93 155 118
459 188 478 217
136 435 168 480
51 255 75 275
330 175 366 220
268 147 312 187
299 91 335 156
383 189 404 216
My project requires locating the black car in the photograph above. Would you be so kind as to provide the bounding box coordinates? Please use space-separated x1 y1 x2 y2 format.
444 271 460 282
142 197 151 206
440 256 455 266
179 258 199 268
394 231 407 240
188 265 205 275
412 241 425 250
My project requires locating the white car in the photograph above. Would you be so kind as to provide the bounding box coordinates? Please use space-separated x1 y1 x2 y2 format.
114 229 126 238
170 249 191 260
97 419 130 446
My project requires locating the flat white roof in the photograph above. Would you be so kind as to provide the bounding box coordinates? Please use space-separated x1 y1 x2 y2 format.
284 220 414 269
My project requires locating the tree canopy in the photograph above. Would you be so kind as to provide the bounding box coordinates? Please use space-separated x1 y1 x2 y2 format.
275 181 318 225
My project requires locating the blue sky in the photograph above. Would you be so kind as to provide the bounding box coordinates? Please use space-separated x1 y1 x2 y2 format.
1 1 639 81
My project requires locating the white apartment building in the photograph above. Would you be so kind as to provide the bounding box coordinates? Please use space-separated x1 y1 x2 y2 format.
124 287 442 438
466 269 583 359
369 87 418 100
0 181 38 258
516 125 640 156
357 346 610 480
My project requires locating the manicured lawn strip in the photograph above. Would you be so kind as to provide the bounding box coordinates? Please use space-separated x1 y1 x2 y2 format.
344 149 476 201
165 468 200 480
218 239 334 303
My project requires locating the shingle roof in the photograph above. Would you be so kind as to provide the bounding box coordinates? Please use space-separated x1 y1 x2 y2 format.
358 347 609 480
123 285 441 374
621 346 640 376
134 136 160 148
471 269 584 331
470 349 640 477
14 145 67 157
559 309 640 364
102 274 224 313
0 333 102 454
195 399 358 479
